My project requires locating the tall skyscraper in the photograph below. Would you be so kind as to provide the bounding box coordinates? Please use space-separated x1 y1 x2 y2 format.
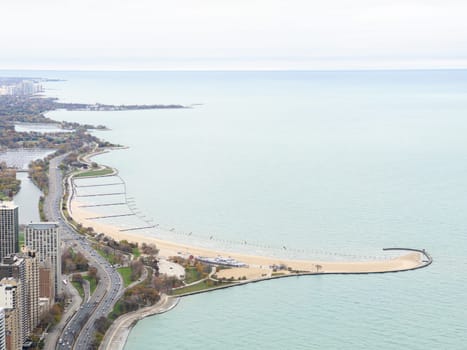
0 257 27 347
25 223 61 297
0 308 5 350
0 251 40 347
20 248 39 334
0 278 21 350
0 203 19 261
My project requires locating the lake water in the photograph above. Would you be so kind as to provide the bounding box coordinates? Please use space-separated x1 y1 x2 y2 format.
4 70 466 349
0 148 51 225
14 172 42 224
0 148 55 169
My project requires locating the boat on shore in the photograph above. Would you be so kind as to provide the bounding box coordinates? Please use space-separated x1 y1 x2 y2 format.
197 256 248 267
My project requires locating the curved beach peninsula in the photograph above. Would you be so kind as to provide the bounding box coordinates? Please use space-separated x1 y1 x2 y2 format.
69 198 429 277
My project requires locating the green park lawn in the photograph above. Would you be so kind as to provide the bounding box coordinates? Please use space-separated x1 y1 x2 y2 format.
117 267 133 287
75 168 113 177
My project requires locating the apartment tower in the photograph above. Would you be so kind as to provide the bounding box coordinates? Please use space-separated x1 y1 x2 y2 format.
0 279 21 350
20 248 39 334
0 308 5 350
0 257 27 347
0 203 19 261
25 223 61 297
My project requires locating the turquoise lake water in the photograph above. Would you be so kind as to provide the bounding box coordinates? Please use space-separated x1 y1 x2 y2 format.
3 70 466 348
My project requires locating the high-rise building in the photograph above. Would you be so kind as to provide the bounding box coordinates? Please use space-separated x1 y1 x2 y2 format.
0 258 26 347
39 261 54 301
0 278 21 350
0 251 40 345
0 203 19 261
25 223 61 297
20 248 39 334
0 308 5 350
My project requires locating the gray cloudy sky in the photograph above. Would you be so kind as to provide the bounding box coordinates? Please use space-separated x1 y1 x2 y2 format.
2 0 467 70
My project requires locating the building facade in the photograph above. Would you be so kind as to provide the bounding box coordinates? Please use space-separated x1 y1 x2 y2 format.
0 203 18 261
0 279 21 350
39 262 54 301
0 308 5 350
0 258 27 347
25 223 61 297
20 249 39 334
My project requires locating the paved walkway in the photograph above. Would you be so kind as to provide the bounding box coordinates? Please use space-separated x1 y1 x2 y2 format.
82 279 91 302
126 266 149 289
99 294 179 350
174 266 218 290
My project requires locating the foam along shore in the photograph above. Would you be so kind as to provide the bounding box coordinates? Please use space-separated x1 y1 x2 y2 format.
70 199 426 277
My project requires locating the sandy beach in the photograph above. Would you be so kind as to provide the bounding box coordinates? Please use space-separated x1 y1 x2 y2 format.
70 198 424 278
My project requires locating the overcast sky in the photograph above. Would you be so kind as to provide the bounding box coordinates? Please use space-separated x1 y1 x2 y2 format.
2 0 467 70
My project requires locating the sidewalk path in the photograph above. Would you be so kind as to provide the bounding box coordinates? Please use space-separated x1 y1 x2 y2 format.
82 279 91 302
126 266 149 290
99 294 179 350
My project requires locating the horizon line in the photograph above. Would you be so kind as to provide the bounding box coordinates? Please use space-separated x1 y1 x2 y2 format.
1 67 467 73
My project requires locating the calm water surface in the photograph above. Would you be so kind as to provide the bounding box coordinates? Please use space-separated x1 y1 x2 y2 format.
2 70 465 349
0 148 51 224
13 172 42 224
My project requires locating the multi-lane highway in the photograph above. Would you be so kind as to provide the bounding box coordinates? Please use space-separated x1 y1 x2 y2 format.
44 155 124 349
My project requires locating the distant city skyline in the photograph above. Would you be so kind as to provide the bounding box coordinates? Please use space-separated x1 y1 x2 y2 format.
2 0 467 70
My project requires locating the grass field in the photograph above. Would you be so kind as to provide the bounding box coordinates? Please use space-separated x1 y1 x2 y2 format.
184 267 203 284
132 247 141 258
95 246 120 265
117 267 133 287
172 280 231 295
83 275 98 294
71 281 85 299
75 168 114 177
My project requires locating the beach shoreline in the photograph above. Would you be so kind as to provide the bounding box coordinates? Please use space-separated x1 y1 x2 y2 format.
68 149 427 275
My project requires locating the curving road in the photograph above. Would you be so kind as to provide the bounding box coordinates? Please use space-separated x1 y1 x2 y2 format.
43 155 125 350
